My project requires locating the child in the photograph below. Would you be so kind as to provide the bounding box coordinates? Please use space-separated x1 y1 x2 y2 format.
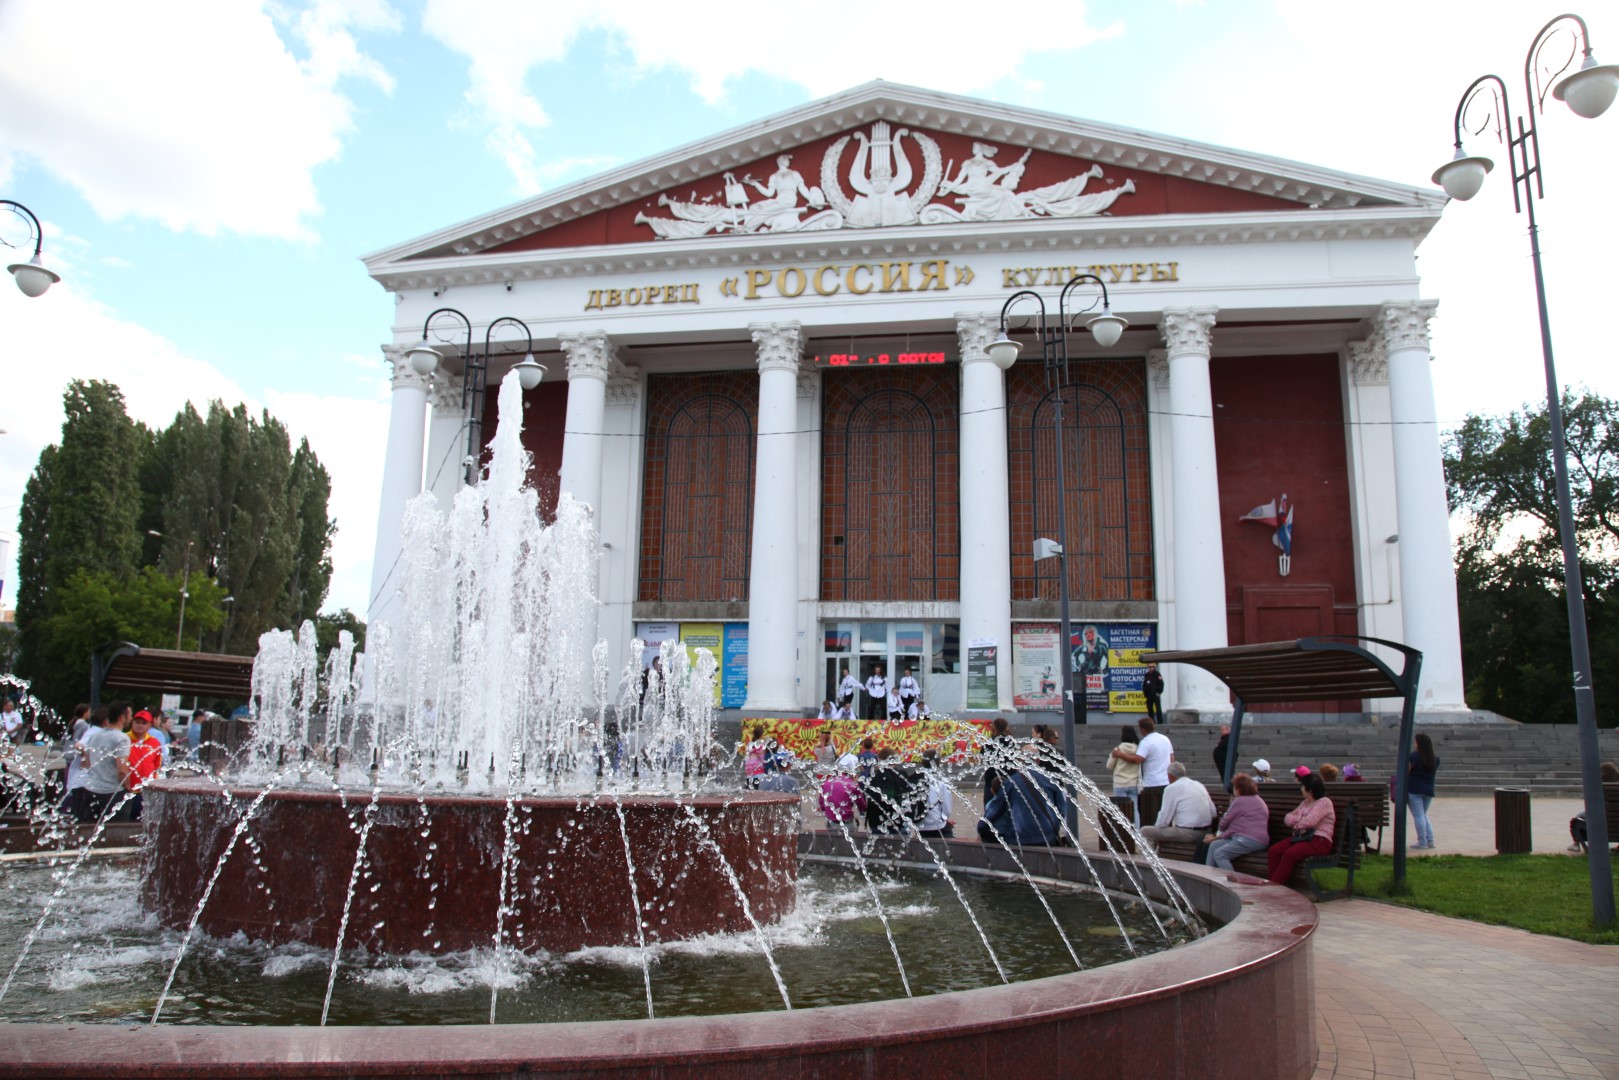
818 768 867 833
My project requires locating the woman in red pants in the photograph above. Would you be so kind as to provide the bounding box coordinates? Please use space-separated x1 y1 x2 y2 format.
1268 772 1336 884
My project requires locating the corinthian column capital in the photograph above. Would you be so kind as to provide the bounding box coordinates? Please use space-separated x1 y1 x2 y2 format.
559 332 616 382
1158 307 1219 358
955 312 1000 366
385 344 432 391
1377 300 1439 353
750 321 803 373
1348 333 1389 386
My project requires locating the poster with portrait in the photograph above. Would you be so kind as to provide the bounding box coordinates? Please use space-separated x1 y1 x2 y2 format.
1012 623 1062 709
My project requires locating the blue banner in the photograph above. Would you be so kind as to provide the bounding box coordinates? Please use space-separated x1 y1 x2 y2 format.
722 623 749 709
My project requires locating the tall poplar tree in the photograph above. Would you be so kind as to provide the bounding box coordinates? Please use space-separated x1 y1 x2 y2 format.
14 381 147 706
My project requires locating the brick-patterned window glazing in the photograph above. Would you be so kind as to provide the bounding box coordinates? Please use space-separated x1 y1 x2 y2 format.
821 367 960 602
1007 359 1153 602
638 373 758 602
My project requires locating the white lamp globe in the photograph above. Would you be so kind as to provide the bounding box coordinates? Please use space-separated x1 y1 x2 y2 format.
986 332 1021 370
406 342 442 377
8 255 59 298
1087 312 1128 349
513 355 546 391
1553 58 1619 119
1432 151 1493 201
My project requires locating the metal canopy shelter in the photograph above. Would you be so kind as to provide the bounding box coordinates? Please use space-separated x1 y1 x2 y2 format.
90 642 254 705
1143 635 1424 888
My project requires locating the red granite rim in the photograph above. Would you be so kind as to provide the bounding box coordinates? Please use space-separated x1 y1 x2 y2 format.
144 777 801 811
0 854 1317 1078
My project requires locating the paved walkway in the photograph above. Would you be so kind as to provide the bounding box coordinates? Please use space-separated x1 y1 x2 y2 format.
1311 900 1619 1079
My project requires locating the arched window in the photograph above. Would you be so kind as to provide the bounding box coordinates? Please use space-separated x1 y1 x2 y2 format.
639 375 757 602
821 369 959 601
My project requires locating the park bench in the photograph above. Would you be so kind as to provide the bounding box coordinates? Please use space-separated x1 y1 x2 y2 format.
1572 782 1619 852
1145 786 1364 900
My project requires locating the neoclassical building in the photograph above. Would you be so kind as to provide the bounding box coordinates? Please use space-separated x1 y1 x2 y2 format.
362 83 1466 720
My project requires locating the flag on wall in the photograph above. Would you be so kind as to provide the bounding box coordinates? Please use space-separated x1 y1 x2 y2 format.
1238 494 1294 576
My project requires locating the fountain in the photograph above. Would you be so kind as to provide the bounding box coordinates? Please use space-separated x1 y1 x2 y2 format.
0 372 1320 1079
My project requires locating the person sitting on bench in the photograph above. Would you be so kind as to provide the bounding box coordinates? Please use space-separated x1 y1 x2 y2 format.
1268 771 1336 884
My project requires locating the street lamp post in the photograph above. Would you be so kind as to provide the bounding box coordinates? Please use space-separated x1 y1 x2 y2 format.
2 199 61 297
404 309 546 487
988 275 1129 773
1433 13 1618 927
148 530 195 651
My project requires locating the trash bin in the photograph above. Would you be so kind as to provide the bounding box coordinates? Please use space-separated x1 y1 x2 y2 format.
1495 787 1532 855
1097 795 1137 854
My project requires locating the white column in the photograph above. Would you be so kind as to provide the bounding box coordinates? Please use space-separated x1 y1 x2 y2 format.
1159 308 1231 715
743 322 802 713
1145 348 1179 713
558 332 614 516
368 345 430 628
1378 301 1467 710
1344 336 1405 648
424 373 466 507
957 312 1014 711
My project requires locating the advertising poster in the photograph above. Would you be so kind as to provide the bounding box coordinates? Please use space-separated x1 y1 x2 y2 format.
1011 623 1062 709
1060 622 1158 712
966 637 998 710
679 623 723 705
1105 623 1157 713
721 623 749 709
636 622 679 668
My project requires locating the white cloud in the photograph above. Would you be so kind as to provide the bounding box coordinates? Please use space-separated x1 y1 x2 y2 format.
420 0 1122 193
0 277 387 618
0 0 397 240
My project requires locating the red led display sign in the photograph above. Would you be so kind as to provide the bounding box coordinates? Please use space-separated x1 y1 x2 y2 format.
814 351 948 366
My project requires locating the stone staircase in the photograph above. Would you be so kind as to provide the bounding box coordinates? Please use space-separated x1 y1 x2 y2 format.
1069 722 1619 796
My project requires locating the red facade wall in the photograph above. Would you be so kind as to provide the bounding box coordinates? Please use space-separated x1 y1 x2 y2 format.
639 372 760 602
479 379 568 519
476 126 1301 256
1006 360 1154 602
820 367 960 602
1211 354 1360 711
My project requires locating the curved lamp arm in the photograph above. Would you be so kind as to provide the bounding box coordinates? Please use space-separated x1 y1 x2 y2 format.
407 307 474 377
2 198 61 297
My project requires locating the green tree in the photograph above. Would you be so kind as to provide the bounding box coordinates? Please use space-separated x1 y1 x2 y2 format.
315 609 367 670
45 567 229 679
144 401 335 656
14 381 147 706
13 384 337 712
1445 389 1619 725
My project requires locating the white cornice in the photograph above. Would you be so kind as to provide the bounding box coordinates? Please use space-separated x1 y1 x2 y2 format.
370 206 1439 294
362 82 1446 273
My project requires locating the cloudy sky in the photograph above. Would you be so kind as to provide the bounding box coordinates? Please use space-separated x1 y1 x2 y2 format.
1 0 1615 617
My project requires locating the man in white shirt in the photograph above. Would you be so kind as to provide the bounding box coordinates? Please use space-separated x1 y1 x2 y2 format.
1139 762 1216 851
863 666 888 722
1116 716 1174 826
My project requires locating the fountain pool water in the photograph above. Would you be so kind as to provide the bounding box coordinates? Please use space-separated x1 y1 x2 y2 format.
0 371 1322 1078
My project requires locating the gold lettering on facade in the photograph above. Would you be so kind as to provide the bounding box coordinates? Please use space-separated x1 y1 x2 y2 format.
846 263 874 295
813 265 841 296
916 259 948 291
584 282 703 310
777 267 807 298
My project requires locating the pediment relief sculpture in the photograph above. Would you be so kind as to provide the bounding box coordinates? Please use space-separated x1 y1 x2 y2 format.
634 122 1134 240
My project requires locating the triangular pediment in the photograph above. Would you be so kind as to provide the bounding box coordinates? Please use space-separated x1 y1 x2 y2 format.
365 82 1444 272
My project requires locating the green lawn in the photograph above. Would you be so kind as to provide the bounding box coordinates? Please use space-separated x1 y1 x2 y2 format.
1312 853 1619 944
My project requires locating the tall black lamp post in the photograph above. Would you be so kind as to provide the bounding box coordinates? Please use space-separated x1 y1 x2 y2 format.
404 309 546 486
987 275 1129 771
2 199 61 297
1433 13 1618 927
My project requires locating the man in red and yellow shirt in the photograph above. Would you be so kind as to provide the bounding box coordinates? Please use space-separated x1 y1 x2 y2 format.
126 710 163 821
